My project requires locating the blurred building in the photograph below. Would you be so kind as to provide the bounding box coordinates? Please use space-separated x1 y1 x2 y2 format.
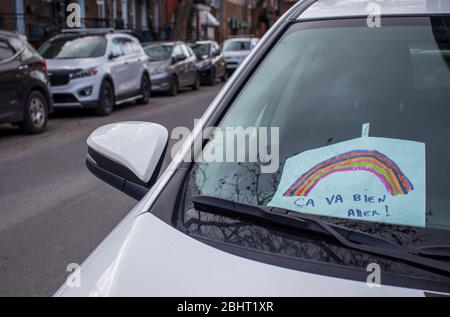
0 0 167 46
0 0 298 46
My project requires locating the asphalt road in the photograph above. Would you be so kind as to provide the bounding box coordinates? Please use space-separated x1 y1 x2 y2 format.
0 84 223 296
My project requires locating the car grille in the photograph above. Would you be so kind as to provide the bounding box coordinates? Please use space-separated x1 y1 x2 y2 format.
53 93 78 103
49 72 70 86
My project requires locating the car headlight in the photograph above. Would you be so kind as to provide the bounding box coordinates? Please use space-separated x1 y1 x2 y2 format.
151 66 168 75
70 67 98 80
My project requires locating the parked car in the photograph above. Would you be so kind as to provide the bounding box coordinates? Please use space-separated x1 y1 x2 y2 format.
39 29 151 116
189 40 227 85
143 42 200 96
56 0 450 296
222 36 258 76
0 31 52 134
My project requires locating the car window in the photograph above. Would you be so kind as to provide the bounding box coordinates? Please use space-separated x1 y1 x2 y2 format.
39 35 107 59
172 44 183 57
181 44 191 58
182 17 450 289
223 40 251 51
0 39 15 61
131 41 142 54
188 46 196 58
119 38 135 55
144 44 172 61
190 43 210 59
110 38 123 57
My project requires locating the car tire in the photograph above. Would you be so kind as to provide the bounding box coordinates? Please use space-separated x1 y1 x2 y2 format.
136 74 151 105
168 76 178 96
208 69 216 86
95 80 114 116
192 73 200 91
20 90 48 134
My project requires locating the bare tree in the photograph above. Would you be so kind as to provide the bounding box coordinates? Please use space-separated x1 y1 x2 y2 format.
250 0 265 36
171 0 194 41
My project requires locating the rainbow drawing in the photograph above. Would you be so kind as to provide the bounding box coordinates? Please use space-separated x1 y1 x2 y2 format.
283 150 414 197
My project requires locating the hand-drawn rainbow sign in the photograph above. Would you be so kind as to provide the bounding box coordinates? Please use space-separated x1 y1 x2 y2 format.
268 137 426 227
283 150 414 198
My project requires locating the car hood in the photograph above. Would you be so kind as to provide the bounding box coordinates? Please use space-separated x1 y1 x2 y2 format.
46 57 103 71
55 210 429 297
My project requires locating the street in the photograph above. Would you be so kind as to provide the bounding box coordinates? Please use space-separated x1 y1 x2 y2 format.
0 84 223 296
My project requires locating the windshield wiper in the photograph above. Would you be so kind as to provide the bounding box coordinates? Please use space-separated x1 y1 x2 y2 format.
192 195 450 276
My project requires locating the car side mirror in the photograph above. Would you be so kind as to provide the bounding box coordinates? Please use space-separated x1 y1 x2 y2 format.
109 51 122 60
86 122 168 200
172 54 186 64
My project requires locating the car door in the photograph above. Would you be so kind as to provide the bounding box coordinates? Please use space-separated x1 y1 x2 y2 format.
108 37 129 96
131 41 147 91
182 44 197 85
172 44 187 86
118 37 141 96
128 39 146 92
212 42 225 78
0 38 22 121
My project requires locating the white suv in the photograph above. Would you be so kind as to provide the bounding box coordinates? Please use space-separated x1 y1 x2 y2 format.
39 30 151 115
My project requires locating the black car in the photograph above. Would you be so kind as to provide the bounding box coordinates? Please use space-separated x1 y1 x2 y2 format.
0 31 52 133
190 41 227 85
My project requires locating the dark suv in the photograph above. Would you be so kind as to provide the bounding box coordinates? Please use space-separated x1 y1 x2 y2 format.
0 31 52 133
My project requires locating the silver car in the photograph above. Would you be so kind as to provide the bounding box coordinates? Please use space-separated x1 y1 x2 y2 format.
57 0 450 296
222 36 259 76
144 42 200 96
39 29 151 115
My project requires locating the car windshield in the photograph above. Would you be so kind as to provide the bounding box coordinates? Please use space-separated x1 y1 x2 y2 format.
223 40 251 51
39 35 106 59
190 43 210 59
184 17 450 287
144 44 172 61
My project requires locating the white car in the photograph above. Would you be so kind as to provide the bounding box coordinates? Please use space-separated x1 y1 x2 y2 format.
222 37 259 76
57 0 450 296
39 29 151 115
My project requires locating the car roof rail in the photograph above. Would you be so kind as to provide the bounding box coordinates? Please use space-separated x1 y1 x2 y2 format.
226 34 257 39
61 28 114 35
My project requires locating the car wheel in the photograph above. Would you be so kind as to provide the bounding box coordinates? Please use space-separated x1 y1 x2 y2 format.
168 76 178 96
208 69 216 86
95 80 114 116
20 90 48 134
137 74 151 105
192 73 200 91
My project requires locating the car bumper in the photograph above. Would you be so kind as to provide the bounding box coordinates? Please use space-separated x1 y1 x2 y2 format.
49 75 101 108
150 72 171 92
